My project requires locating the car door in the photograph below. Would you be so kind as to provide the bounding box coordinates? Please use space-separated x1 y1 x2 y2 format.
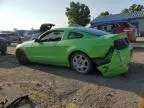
31 30 64 64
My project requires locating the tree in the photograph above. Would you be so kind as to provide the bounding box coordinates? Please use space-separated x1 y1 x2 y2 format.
99 11 110 16
66 2 91 26
121 4 144 13
129 4 144 12
121 8 129 13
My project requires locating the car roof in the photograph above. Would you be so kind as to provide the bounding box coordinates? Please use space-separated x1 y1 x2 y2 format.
50 26 105 31
50 27 110 36
50 27 76 30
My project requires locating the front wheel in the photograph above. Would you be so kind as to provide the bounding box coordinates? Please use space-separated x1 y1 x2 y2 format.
70 52 92 74
16 49 30 65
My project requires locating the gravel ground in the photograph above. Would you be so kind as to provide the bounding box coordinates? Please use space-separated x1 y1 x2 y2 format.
0 42 144 108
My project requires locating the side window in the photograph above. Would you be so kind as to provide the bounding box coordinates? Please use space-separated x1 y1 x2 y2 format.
68 32 83 39
40 31 64 42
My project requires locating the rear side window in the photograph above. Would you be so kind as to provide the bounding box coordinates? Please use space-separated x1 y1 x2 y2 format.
68 32 83 39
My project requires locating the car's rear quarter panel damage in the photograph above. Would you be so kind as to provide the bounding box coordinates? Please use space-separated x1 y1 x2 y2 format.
96 35 133 77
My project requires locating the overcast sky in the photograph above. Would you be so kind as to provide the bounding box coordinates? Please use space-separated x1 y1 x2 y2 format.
0 0 144 30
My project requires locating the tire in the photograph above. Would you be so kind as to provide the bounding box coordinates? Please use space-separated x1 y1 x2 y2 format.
70 52 92 74
1 43 7 55
7 42 11 46
16 49 29 65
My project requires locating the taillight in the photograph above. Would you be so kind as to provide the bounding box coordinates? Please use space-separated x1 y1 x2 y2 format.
114 41 121 50
114 38 129 50
125 38 130 44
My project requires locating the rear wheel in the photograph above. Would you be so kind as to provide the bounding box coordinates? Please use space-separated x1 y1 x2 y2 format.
16 49 30 65
70 52 92 74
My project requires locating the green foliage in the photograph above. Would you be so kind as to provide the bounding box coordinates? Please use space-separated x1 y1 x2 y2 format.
129 4 144 12
99 11 111 16
121 8 129 13
66 2 91 26
121 4 144 13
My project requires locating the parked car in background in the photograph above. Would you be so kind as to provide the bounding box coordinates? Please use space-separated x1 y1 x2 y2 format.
20 24 55 42
0 36 11 46
20 30 40 42
0 32 22 45
0 33 12 46
16 27 133 77
40 23 55 32
30 32 41 40
91 21 137 42
0 37 7 55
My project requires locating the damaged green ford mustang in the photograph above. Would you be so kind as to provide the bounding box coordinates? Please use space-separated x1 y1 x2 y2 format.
16 27 133 77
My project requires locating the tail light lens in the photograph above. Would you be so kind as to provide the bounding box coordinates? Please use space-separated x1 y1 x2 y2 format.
114 38 129 50
114 41 121 50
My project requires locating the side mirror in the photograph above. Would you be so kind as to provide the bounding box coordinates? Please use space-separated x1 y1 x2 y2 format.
35 38 40 42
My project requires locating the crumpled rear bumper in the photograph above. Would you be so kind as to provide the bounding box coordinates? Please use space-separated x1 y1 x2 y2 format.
96 45 132 77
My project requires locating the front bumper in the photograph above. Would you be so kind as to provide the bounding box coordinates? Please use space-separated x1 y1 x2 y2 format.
95 45 132 77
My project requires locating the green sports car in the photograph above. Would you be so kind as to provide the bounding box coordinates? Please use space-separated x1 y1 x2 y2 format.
16 27 133 77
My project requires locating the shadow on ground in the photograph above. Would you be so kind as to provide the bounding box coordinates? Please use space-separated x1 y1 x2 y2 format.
133 42 144 52
29 62 144 97
133 46 144 52
1 45 144 97
0 54 20 69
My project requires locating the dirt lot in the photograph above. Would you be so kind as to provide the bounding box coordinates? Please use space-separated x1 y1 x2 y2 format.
0 42 144 108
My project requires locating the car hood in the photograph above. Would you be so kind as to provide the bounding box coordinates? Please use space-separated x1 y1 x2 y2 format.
16 40 34 49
